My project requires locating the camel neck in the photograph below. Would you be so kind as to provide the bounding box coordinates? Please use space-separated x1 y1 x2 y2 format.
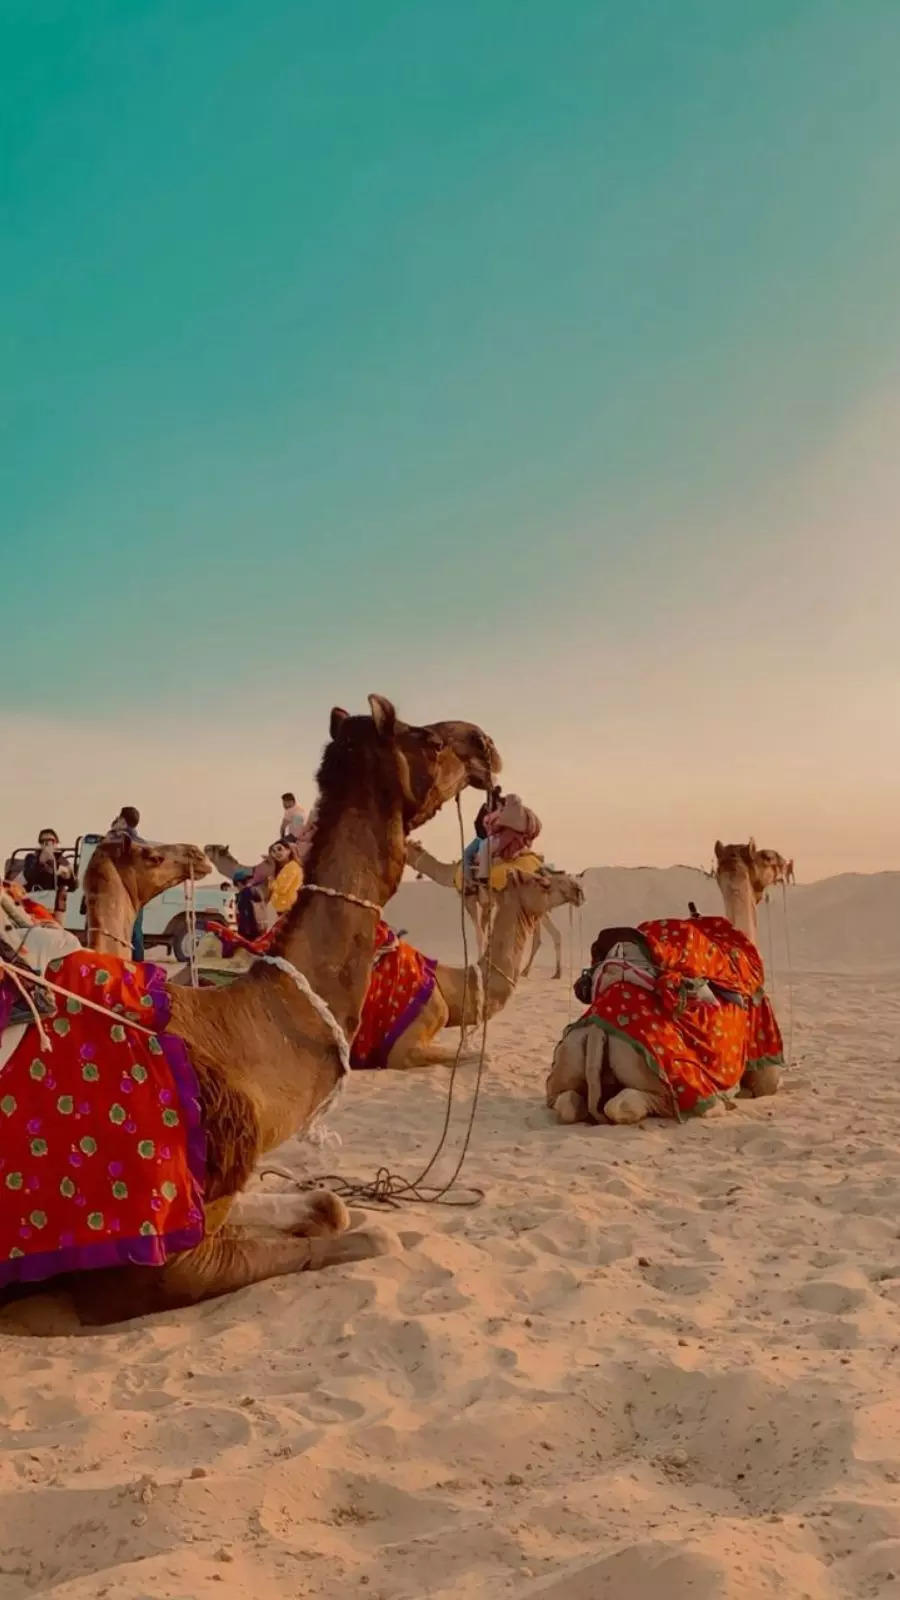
407 844 457 887
85 858 138 954
273 803 404 1041
717 871 759 949
479 894 537 1018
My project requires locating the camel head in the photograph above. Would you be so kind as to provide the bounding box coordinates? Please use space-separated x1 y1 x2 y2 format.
87 837 214 911
713 838 793 904
426 721 501 796
203 844 246 882
510 868 585 919
324 697 501 835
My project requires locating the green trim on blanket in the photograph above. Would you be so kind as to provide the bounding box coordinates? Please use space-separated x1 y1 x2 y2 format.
565 1015 681 1120
563 1015 780 1120
743 1052 785 1073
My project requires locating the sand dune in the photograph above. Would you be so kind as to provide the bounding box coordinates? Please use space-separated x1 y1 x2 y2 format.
391 864 900 973
1 883 898 1597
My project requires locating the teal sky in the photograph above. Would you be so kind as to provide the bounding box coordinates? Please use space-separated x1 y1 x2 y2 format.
4 1 900 875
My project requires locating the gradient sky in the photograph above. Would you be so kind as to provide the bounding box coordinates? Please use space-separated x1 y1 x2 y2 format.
4 1 899 879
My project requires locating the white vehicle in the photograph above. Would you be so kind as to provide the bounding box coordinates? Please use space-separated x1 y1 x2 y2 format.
3 834 235 962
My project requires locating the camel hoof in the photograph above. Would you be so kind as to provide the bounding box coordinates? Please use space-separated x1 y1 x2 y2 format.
742 1065 781 1098
293 1190 351 1236
553 1090 588 1125
338 1225 400 1263
604 1088 651 1125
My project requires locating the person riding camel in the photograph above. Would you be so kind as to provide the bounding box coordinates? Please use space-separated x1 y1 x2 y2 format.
460 785 503 885
474 792 542 884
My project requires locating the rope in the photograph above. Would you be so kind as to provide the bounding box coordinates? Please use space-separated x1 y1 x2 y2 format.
261 797 491 1210
0 959 158 1038
185 866 199 988
258 953 352 1078
781 878 795 1066
301 883 382 914
763 894 778 1014
0 962 52 1052
563 902 570 1024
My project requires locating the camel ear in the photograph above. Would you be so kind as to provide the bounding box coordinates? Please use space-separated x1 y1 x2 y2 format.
329 706 350 738
368 694 397 738
747 836 757 856
714 840 725 863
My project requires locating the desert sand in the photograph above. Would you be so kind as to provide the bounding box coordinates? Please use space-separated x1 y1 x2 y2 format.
2 869 899 1599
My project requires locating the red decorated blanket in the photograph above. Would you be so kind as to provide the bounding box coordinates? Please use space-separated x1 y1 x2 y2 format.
350 923 437 1070
576 916 783 1117
214 919 436 1069
0 950 205 1288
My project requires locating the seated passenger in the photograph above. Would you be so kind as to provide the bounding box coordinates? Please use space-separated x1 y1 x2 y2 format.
22 829 77 897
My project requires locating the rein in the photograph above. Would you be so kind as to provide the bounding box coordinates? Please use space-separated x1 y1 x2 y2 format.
301 882 382 914
0 959 158 1038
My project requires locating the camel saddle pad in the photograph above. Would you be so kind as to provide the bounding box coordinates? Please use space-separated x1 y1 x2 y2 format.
208 918 436 1070
452 851 543 892
351 922 437 1069
573 915 783 1118
0 951 205 1288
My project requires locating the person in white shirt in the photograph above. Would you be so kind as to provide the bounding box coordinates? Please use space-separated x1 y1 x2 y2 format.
279 791 306 843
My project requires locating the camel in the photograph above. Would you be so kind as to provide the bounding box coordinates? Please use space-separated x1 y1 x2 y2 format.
204 845 252 882
372 866 584 1070
545 837 792 1127
0 840 214 1062
405 841 566 979
84 836 214 957
0 697 499 1326
713 838 793 948
712 838 792 1100
202 846 583 1068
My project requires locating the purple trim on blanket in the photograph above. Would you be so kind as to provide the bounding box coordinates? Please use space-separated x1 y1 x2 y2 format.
0 981 14 1034
0 962 207 1289
352 957 438 1071
0 1223 207 1287
145 961 208 1242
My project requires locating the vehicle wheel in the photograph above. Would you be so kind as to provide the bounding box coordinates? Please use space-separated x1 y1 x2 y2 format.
170 915 222 964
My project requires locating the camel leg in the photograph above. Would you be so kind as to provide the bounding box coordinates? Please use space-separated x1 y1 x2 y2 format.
553 1089 589 1123
546 1028 589 1119
71 1220 397 1324
603 1035 673 1124
228 1189 351 1233
546 917 562 980
740 1064 781 1098
387 1037 487 1070
522 921 541 979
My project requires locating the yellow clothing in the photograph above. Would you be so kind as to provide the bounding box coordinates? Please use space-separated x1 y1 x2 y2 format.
269 859 303 914
453 851 543 892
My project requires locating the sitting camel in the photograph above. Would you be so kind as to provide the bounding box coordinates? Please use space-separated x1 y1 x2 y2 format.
197 861 583 1069
359 865 584 1069
0 697 499 1327
545 837 791 1127
406 840 567 979
0 839 214 1070
84 836 213 957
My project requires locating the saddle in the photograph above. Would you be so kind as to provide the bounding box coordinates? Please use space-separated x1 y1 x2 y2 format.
0 933 56 1028
0 887 78 1039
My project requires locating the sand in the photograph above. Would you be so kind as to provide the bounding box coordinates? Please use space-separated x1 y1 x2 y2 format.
2 876 899 1598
